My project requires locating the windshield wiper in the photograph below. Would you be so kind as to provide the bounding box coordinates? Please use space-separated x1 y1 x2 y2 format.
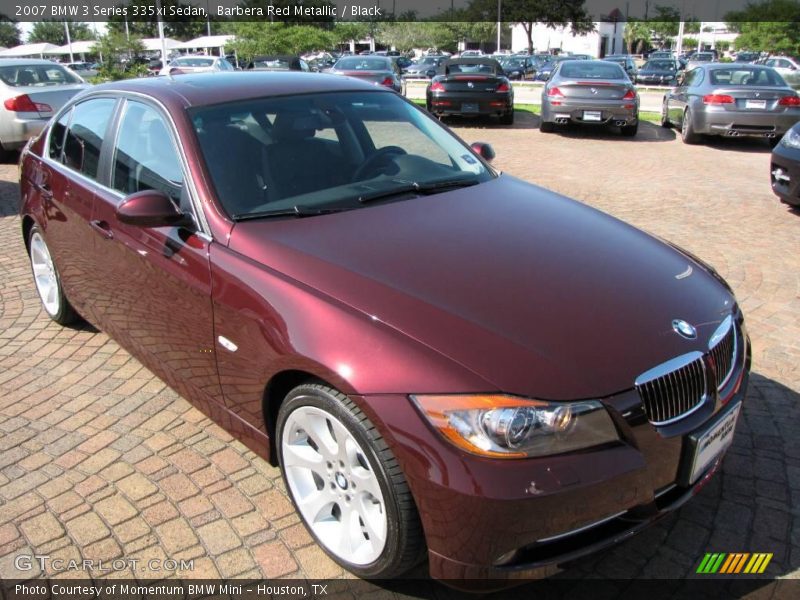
233 206 351 221
358 178 480 204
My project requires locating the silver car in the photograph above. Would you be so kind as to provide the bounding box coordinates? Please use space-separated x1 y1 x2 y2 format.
662 63 800 145
327 56 406 95
540 59 639 136
159 55 235 76
0 59 88 158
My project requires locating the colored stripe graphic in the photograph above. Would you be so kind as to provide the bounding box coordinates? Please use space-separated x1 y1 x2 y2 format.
697 552 773 574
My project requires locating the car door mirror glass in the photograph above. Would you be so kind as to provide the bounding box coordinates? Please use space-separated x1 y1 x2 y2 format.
470 142 496 162
116 190 192 228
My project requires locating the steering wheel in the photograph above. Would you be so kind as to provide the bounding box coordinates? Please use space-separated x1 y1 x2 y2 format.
351 146 407 182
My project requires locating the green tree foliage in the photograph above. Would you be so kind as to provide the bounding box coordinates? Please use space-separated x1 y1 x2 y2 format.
376 20 496 53
28 21 95 45
93 31 148 81
726 0 800 53
106 1 207 40
228 23 337 58
0 20 22 47
624 19 651 54
464 0 593 54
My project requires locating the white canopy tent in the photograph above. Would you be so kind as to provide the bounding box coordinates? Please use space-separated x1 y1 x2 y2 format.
50 41 98 55
176 35 235 56
0 43 61 58
139 38 183 52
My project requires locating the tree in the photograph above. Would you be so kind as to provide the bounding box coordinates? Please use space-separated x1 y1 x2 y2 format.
0 20 21 47
465 0 593 54
106 0 207 40
28 21 94 45
93 31 147 81
624 19 651 54
228 23 336 58
726 0 800 54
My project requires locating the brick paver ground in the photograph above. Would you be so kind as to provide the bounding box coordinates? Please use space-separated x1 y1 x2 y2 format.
0 114 798 590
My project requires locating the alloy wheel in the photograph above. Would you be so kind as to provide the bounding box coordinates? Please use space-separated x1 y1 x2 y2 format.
30 232 60 316
281 404 388 565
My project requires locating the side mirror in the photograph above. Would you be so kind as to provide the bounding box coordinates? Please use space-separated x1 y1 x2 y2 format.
471 142 496 162
116 190 192 228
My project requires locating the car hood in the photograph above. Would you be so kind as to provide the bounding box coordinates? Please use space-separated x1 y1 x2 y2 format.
639 68 675 75
229 176 735 399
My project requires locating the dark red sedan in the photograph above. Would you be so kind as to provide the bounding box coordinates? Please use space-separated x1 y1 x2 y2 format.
19 72 750 582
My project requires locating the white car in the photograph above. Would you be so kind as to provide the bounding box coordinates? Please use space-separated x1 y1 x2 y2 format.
764 56 800 87
159 55 235 76
459 50 484 58
0 59 89 158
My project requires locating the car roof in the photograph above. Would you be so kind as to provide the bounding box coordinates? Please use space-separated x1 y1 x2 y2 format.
90 72 387 108
0 58 67 66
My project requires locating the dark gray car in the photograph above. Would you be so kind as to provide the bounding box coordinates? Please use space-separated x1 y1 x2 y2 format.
662 63 800 145
540 59 639 136
328 56 405 95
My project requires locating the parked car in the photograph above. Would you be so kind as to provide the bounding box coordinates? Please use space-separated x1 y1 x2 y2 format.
498 55 535 80
404 56 447 78
540 59 639 136
65 62 98 78
20 70 749 582
763 56 800 88
534 55 576 81
159 55 235 76
245 55 310 72
770 122 800 207
328 56 405 95
661 64 800 145
686 52 715 70
648 50 675 60
603 54 638 79
426 57 514 124
392 56 413 73
0 59 89 158
735 51 760 63
459 50 484 58
636 59 680 86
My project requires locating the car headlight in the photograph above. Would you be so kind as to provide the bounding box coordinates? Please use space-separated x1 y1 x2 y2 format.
780 127 800 149
412 394 619 458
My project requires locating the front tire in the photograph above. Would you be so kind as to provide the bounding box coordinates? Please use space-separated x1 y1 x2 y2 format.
276 384 424 578
681 108 701 144
27 225 79 325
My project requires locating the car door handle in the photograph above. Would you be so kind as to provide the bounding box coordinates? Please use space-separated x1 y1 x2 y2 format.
89 220 114 240
38 181 53 200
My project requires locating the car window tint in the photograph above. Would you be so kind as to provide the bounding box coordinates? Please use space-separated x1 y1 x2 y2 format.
112 101 184 204
360 110 450 167
710 68 783 86
63 98 116 180
560 62 625 79
48 109 72 161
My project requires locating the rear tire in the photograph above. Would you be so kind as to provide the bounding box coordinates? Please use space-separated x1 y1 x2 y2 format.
768 136 781 149
27 225 79 326
276 384 424 578
500 109 514 125
620 122 639 137
539 119 555 133
681 109 701 144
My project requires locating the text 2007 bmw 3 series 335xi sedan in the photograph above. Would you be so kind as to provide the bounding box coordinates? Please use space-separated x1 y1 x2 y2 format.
19 72 750 585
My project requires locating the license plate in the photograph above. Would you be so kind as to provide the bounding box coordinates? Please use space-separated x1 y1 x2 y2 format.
462 103 479 113
746 99 767 109
688 403 741 484
583 110 602 121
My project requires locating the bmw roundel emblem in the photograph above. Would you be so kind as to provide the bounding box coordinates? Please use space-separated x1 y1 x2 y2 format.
468 81 474 88
672 319 697 339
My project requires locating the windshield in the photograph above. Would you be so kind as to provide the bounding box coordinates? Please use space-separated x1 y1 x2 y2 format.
643 60 676 71
694 53 714 62
251 58 294 70
446 63 499 75
560 61 625 79
500 59 524 68
0 64 81 87
190 91 494 219
709 68 786 86
335 57 391 71
173 57 215 67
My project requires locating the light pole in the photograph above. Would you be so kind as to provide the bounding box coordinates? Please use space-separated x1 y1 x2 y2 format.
156 0 168 66
63 22 74 63
496 0 502 52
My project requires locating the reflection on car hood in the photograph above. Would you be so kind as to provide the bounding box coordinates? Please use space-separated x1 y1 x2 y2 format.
230 176 735 399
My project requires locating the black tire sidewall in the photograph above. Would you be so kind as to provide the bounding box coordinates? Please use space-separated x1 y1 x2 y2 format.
276 385 407 578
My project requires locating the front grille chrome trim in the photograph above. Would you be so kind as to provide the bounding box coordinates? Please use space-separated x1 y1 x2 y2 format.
635 351 708 426
708 316 737 391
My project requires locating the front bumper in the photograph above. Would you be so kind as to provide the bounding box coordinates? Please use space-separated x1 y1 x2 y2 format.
357 333 750 583
637 75 675 86
694 107 800 137
770 140 800 206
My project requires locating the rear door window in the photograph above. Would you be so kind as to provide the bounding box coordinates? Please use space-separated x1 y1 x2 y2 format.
62 98 116 180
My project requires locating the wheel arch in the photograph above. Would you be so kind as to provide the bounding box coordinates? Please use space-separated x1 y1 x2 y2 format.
21 215 35 253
